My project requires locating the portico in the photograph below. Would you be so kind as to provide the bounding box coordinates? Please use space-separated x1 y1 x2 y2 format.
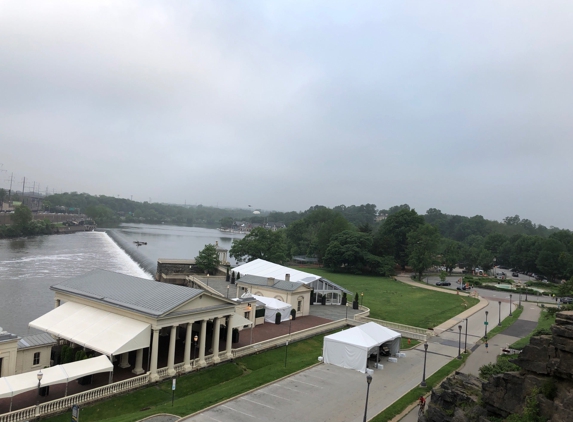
29 270 250 382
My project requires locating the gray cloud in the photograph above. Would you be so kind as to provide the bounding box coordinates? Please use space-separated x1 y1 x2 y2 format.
1 0 572 228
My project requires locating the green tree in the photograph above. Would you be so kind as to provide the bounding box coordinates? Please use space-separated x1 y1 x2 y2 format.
219 217 234 228
374 209 425 269
11 204 33 227
195 244 221 275
323 230 373 274
441 239 461 274
537 239 566 280
557 277 573 298
407 224 441 280
230 227 289 264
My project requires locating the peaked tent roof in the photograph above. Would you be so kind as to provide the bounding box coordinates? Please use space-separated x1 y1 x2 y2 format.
233 259 321 284
51 269 204 317
324 322 401 350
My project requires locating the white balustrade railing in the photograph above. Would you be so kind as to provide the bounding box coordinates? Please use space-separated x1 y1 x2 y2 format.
0 406 36 422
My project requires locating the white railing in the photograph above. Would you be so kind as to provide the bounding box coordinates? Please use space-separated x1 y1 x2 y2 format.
0 406 36 422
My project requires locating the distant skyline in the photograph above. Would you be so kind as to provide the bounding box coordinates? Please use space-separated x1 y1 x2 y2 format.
2 1 572 229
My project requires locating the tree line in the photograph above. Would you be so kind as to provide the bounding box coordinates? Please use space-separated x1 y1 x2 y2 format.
0 205 54 238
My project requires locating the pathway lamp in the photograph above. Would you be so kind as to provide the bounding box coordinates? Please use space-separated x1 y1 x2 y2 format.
345 302 348 320
464 318 468 353
420 342 428 387
363 374 373 422
192 335 198 364
36 370 43 407
247 304 253 344
457 325 462 359
509 294 513 316
485 311 489 339
226 285 230 298
519 288 522 307
498 301 501 326
361 292 364 307
206 273 209 286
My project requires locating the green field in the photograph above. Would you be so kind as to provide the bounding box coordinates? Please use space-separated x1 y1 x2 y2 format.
293 267 479 329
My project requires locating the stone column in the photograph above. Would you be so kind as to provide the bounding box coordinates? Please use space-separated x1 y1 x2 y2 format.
167 325 177 376
226 314 234 358
212 317 221 363
132 349 144 375
118 352 130 369
54 298 60 308
183 322 193 371
149 328 160 382
198 319 207 367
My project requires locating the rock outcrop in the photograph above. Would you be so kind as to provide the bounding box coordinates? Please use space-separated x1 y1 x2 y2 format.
422 311 573 422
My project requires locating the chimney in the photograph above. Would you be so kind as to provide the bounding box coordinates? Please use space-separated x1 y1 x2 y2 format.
285 274 290 282
267 277 275 286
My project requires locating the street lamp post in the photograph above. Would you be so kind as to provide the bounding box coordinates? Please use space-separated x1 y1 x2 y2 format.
284 315 292 367
464 318 468 353
498 301 501 326
509 294 513 316
192 334 198 365
206 273 209 287
519 288 522 307
420 342 428 387
36 370 43 407
361 292 364 307
485 311 489 338
457 325 462 359
363 374 373 422
226 285 230 298
345 302 348 320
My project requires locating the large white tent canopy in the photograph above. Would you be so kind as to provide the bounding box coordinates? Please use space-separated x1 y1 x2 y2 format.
29 302 151 356
233 259 321 284
323 322 401 373
249 294 292 323
0 355 113 399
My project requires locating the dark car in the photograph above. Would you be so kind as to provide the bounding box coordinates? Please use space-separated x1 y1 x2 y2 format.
560 297 573 304
457 286 467 291
512 272 519 277
436 281 451 286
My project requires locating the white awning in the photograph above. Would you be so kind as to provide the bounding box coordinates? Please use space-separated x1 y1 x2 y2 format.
230 313 253 328
29 302 151 356
0 356 113 399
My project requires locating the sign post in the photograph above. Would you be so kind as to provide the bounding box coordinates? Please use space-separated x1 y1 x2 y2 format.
172 378 176 407
71 404 80 422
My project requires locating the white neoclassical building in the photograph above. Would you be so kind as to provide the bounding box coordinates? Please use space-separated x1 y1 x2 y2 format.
29 270 252 381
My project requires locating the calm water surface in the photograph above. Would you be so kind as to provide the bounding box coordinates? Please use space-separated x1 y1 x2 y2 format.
0 225 243 336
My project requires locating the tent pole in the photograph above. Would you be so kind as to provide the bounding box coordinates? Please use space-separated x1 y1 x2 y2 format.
109 354 114 384
9 396 13 412
377 347 380 368
65 381 68 397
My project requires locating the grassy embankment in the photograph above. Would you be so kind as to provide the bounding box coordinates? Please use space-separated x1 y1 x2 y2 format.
292 267 480 329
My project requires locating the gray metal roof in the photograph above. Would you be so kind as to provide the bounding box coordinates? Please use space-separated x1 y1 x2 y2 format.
0 331 19 344
237 274 308 292
51 269 204 317
18 333 57 349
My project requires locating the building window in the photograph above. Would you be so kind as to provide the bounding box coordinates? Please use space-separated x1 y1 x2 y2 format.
33 352 40 366
244 311 250 320
297 301 302 312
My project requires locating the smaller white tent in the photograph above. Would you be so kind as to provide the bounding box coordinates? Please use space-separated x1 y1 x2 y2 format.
251 295 292 323
322 322 401 373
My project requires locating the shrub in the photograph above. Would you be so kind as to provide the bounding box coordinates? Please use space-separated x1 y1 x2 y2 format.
479 355 520 380
354 293 359 302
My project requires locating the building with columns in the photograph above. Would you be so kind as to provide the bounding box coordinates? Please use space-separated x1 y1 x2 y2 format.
29 270 251 382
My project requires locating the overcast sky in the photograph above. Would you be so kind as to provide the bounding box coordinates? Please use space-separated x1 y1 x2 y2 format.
1 1 572 228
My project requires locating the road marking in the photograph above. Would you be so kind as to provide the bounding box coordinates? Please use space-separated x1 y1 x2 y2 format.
293 379 323 388
221 404 256 418
303 373 328 381
259 391 293 401
277 384 302 393
202 415 223 422
240 397 275 409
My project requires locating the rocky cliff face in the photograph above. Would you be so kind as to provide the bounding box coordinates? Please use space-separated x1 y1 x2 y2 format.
421 310 573 422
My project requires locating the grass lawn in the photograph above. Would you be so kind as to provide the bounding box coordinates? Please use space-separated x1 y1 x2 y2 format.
510 308 556 350
292 267 479 329
42 334 328 422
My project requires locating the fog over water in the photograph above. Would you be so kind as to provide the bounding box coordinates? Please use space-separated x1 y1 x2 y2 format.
0 225 240 336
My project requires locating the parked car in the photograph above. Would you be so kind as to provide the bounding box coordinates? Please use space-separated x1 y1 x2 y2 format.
512 272 519 277
436 281 451 286
560 297 573 304
457 286 468 291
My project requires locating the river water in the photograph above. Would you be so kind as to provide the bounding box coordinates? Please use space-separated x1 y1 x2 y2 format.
0 225 243 336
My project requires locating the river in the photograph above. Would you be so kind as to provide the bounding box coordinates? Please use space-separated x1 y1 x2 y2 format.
0 224 244 336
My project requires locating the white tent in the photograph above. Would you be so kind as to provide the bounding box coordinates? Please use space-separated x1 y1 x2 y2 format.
322 322 401 373
0 356 113 410
251 295 292 323
29 302 151 357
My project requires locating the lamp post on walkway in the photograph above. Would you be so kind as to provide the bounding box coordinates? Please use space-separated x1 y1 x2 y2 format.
485 311 489 338
457 325 462 359
284 315 292 367
420 342 428 387
464 318 468 353
192 334 198 364
345 302 348 320
509 294 513 316
226 285 230 298
36 370 43 407
363 374 373 422
498 301 501 326
519 288 522 307
361 292 364 307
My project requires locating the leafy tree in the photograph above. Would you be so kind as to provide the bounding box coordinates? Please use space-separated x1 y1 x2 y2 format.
323 230 373 274
219 217 234 228
374 209 425 269
85 204 118 225
195 244 221 275
407 224 441 280
557 277 573 298
441 239 461 274
230 227 289 264
536 239 566 280
11 204 33 227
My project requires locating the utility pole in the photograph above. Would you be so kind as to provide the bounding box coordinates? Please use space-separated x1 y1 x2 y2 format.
6 173 15 203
